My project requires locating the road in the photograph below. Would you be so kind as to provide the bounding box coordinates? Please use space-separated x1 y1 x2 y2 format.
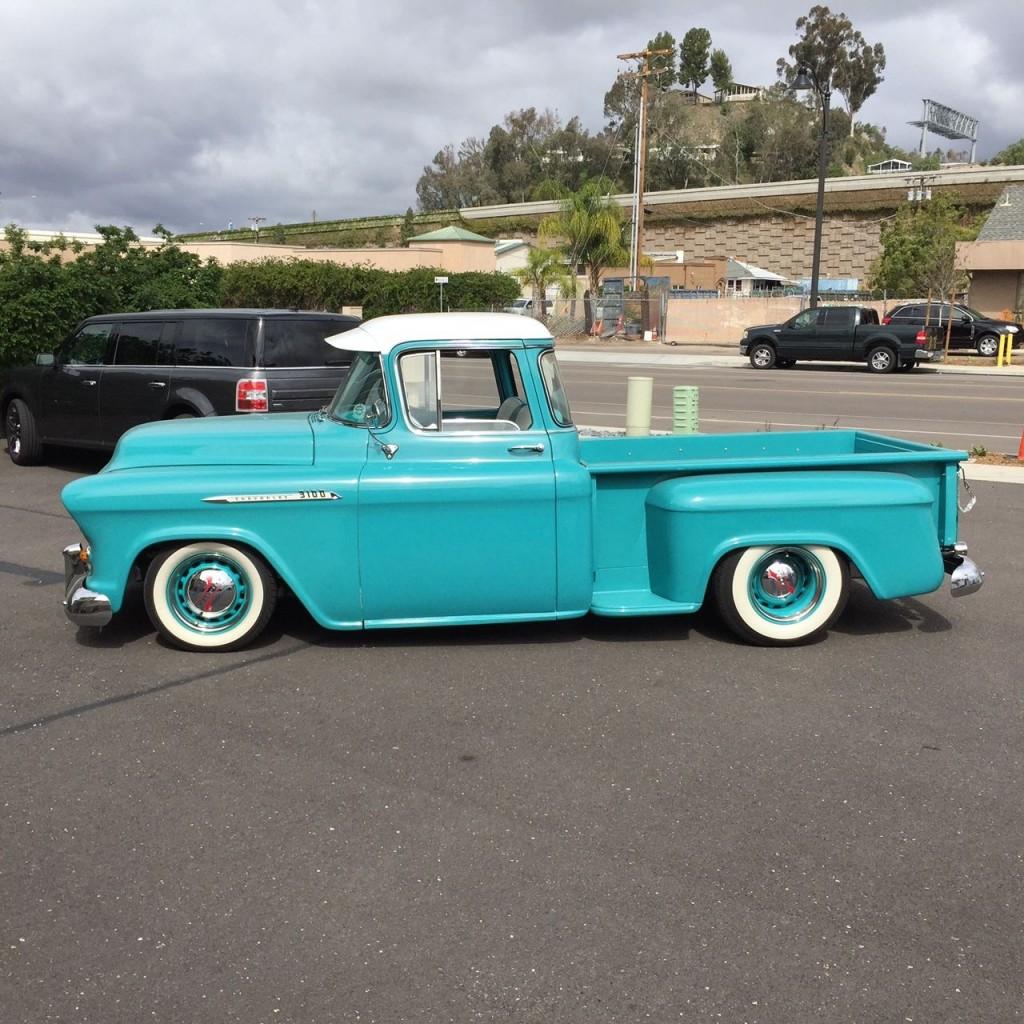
558 359 1024 453
1 419 1023 1022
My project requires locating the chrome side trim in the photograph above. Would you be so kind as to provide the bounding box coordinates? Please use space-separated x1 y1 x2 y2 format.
202 491 341 504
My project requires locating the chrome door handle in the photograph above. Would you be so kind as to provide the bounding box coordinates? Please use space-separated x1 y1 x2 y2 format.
81 379 98 387
507 444 545 454
148 381 167 389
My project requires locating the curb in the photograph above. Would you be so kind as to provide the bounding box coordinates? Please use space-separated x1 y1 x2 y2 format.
555 348 1024 376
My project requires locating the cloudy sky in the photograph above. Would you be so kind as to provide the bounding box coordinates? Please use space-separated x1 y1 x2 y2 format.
2 0 1022 235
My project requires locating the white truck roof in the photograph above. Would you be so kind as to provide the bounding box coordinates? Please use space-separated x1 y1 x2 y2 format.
326 312 554 354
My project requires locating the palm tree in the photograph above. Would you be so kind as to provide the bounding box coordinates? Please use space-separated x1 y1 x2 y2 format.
539 181 628 330
511 246 572 322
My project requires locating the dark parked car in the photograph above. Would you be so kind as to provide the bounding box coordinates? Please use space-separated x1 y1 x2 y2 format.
883 302 1022 356
2 308 360 465
740 306 937 373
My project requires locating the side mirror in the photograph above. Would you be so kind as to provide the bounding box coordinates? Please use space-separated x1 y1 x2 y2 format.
36 352 55 367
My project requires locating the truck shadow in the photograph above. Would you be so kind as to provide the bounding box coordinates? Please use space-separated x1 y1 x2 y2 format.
68 580 950 654
832 583 952 636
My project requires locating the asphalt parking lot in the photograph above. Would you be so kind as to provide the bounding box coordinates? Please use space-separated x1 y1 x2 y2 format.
2 451 1023 1023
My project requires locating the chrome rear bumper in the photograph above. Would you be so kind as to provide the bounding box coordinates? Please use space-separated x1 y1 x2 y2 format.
943 542 984 597
63 543 112 627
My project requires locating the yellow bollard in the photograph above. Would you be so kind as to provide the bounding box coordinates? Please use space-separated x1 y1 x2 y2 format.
997 332 1012 367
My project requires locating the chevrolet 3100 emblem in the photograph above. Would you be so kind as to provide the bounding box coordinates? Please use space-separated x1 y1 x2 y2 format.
202 491 341 504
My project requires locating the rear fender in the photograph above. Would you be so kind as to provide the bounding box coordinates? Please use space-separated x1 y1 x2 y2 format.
645 471 945 606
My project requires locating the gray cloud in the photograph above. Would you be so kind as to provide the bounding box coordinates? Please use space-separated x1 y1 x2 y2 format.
1 0 1021 233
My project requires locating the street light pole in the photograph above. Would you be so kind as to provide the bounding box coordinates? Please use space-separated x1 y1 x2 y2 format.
793 66 830 309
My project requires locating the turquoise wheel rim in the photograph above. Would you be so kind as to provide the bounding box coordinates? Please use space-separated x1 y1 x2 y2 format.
747 548 825 624
167 554 251 634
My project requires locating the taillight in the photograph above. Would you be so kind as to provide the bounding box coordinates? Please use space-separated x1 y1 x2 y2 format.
882 315 892 325
915 329 928 345
236 378 269 412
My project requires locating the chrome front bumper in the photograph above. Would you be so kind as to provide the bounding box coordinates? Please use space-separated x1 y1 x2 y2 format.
63 543 112 627
943 542 984 597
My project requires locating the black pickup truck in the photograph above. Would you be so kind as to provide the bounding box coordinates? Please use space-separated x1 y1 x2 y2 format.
740 306 937 373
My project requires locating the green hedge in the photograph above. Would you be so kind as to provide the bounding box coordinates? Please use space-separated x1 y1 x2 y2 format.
0 226 520 366
218 260 519 319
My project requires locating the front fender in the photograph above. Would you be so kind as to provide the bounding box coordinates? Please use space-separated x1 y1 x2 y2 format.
645 470 945 606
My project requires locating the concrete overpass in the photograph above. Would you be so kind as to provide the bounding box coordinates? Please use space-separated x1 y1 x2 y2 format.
459 165 1024 285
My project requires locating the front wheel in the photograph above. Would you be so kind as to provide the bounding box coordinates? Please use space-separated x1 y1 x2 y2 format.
976 334 999 357
4 398 44 465
144 542 277 651
712 545 850 646
749 342 777 369
867 346 897 373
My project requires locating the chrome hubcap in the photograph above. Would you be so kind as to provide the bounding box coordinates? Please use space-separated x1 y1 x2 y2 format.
184 568 237 617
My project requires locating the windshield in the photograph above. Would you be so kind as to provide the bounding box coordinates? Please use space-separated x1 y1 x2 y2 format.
328 351 389 426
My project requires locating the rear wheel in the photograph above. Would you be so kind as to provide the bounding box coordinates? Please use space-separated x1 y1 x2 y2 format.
976 334 999 357
713 544 850 646
749 342 777 369
867 346 897 373
144 542 277 651
4 399 44 465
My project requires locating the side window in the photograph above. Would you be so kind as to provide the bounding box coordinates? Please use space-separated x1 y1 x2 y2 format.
262 318 354 367
64 323 112 366
112 321 164 366
175 318 254 367
398 349 534 432
860 308 879 325
822 308 852 325
792 309 823 329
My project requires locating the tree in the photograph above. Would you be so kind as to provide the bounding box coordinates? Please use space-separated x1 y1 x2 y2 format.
399 207 417 245
539 181 628 329
511 247 572 321
869 193 980 298
776 6 886 135
709 49 733 95
679 28 712 98
646 30 677 91
833 39 886 135
991 138 1024 165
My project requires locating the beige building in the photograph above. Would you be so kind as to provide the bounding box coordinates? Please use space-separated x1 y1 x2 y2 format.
178 224 497 274
956 186 1024 316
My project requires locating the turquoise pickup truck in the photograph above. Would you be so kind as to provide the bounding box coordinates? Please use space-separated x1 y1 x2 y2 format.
61 313 983 652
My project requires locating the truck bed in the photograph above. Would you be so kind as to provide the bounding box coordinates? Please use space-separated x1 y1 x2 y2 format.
578 430 965 616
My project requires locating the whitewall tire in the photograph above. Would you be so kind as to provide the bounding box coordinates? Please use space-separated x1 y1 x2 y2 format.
144 542 277 651
713 545 850 646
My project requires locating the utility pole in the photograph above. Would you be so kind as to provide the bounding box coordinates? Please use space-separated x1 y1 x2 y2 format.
618 46 673 283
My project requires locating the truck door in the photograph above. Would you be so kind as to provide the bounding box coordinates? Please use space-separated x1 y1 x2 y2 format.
357 345 557 625
777 307 827 360
817 307 857 358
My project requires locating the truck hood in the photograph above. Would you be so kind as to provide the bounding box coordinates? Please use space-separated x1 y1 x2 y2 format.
744 323 782 334
103 413 317 471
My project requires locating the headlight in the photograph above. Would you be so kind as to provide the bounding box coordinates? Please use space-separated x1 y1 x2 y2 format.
1004 325 1019 333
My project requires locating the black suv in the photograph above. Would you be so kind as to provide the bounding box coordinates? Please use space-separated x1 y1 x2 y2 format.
883 302 1022 356
2 308 360 465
